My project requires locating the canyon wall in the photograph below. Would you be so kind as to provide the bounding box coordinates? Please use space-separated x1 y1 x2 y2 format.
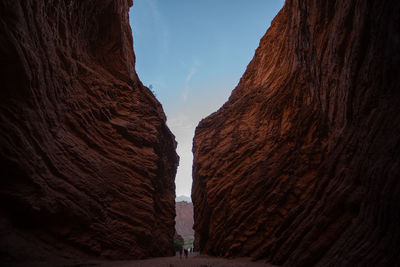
0 0 178 263
175 201 194 239
192 0 400 266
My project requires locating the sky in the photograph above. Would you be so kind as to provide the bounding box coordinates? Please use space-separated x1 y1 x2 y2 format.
129 0 284 198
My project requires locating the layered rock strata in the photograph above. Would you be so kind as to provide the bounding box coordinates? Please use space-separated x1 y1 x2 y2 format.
0 0 178 262
175 201 194 239
192 0 400 266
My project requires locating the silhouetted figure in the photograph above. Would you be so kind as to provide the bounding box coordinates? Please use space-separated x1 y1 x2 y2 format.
179 248 183 259
184 248 188 258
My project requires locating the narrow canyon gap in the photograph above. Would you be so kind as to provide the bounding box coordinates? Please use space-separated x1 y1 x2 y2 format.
0 0 178 262
192 0 400 266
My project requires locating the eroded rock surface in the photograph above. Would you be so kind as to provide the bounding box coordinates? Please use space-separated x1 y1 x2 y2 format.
175 201 194 239
0 0 178 262
192 0 400 266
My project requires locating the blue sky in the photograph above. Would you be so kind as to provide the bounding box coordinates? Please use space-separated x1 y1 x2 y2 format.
129 0 284 197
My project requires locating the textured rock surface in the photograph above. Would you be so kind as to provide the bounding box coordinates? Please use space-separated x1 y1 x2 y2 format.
175 201 194 239
192 0 400 266
0 0 178 262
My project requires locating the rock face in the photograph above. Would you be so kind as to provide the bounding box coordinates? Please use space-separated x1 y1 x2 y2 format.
192 0 400 266
176 195 192 203
175 201 194 239
0 0 178 262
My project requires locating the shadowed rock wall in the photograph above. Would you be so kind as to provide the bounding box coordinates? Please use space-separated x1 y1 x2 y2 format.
192 0 400 266
0 0 178 262
175 201 194 239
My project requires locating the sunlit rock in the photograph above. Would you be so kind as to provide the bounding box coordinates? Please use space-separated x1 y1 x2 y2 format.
192 0 400 266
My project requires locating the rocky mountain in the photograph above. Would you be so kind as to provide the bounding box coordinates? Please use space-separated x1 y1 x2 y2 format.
176 195 192 203
175 201 194 239
0 0 178 263
192 0 400 266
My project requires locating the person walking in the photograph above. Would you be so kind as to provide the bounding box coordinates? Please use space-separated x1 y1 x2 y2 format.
179 248 183 259
184 248 188 259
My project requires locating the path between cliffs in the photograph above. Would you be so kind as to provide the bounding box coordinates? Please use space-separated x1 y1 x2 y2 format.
50 254 278 267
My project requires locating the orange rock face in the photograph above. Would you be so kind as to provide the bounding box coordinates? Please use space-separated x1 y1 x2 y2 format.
175 201 194 239
192 0 400 266
0 0 178 262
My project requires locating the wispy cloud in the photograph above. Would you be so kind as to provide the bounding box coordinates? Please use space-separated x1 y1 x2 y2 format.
182 68 196 102
182 59 201 102
186 68 196 83
147 0 169 63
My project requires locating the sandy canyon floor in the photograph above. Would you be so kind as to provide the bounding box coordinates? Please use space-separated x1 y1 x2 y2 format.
81 255 277 267
15 254 278 267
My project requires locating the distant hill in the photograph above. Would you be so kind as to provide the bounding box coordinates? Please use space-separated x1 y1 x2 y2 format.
175 195 192 202
175 201 194 239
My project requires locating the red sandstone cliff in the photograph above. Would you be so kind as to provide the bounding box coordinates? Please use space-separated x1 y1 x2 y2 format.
0 0 178 263
192 0 400 266
175 201 194 239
